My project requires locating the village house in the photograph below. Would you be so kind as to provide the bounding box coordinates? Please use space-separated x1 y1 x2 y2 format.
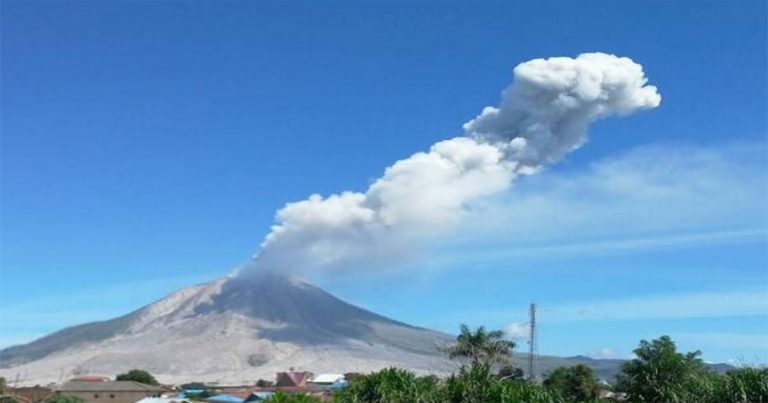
308 374 346 390
55 381 164 403
274 371 312 388
228 371 333 401
6 386 53 403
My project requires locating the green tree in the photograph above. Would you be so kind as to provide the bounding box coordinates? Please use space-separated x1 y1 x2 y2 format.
0 378 16 403
616 335 707 402
333 364 567 403
46 396 85 403
542 364 600 402
255 379 274 388
342 373 363 384
115 369 160 386
333 367 440 403
444 363 566 403
443 325 516 366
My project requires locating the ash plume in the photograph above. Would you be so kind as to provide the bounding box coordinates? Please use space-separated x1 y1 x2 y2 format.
245 53 661 275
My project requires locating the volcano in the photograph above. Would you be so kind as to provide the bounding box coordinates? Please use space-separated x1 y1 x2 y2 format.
1 273 640 385
0 273 458 384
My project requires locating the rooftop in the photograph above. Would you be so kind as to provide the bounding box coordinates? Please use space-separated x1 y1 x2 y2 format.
309 374 344 384
57 381 164 393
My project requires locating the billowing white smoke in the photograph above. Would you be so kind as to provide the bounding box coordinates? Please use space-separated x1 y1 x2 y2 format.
246 53 661 275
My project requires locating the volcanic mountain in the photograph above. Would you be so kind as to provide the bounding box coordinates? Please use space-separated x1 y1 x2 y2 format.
1 272 635 385
0 272 459 384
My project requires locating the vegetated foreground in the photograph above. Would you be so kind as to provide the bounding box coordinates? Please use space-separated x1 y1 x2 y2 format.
9 331 765 403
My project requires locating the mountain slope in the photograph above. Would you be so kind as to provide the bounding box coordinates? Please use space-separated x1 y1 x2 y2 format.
1 272 653 385
0 273 457 384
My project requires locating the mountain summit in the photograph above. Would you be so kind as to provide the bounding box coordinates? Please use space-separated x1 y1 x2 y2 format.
0 273 455 384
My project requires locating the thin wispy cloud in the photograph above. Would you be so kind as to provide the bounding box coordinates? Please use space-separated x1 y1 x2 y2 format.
504 322 531 340
542 290 768 322
461 290 768 325
427 142 767 267
586 347 623 360
441 228 765 264
676 332 768 350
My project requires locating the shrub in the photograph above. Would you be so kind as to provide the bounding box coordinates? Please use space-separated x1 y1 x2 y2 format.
542 364 600 401
334 367 441 403
265 392 322 403
115 369 160 386
444 364 566 403
691 367 768 403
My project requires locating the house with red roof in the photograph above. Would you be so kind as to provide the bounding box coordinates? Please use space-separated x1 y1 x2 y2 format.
69 376 111 383
274 371 312 388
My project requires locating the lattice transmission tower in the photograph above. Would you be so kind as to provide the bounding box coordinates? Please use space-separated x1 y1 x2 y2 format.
527 303 538 382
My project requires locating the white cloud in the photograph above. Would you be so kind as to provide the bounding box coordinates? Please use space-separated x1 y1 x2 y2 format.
504 322 531 340
587 347 621 359
464 53 660 169
243 53 660 276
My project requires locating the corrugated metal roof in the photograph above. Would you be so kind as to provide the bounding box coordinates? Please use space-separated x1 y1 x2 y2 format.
136 398 186 403
203 395 243 403
309 374 344 384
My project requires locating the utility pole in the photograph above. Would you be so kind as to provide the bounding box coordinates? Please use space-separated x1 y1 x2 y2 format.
528 303 537 382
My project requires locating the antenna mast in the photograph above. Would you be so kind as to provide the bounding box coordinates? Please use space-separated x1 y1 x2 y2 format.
527 303 537 381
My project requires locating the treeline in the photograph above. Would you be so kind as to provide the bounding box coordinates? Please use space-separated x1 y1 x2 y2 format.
282 327 768 403
4 327 765 403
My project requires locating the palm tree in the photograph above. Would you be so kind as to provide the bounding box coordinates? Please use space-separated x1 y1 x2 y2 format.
443 324 516 366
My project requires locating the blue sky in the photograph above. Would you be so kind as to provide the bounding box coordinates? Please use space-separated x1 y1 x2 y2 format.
1 1 766 365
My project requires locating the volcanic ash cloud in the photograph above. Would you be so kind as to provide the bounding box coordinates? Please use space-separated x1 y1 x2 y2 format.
246 52 661 275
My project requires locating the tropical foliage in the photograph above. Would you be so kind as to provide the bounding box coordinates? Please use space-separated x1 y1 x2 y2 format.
333 364 565 403
542 364 601 402
615 335 768 403
616 335 707 402
443 363 566 403
330 330 767 403
692 367 768 403
265 391 322 403
441 325 515 366
333 367 439 403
